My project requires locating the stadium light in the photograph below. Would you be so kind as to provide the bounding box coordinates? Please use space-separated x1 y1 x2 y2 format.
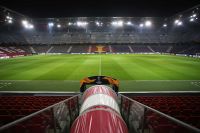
145 20 152 27
192 14 197 17
8 19 13 24
22 20 34 29
111 20 123 27
174 19 179 24
96 21 103 27
68 22 73 26
22 20 28 25
139 23 144 27
190 18 194 22
126 21 132 25
6 16 12 20
28 24 34 29
48 22 54 27
163 24 167 27
177 21 182 26
57 24 61 28
76 21 88 27
174 19 182 26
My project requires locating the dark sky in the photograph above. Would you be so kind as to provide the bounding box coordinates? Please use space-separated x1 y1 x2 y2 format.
0 0 200 18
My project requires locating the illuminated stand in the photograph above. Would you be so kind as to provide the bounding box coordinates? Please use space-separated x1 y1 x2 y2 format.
70 76 128 133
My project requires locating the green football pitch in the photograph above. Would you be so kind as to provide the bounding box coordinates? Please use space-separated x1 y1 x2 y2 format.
0 54 200 92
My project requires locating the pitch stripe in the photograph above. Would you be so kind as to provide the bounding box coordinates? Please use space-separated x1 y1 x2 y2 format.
99 55 102 76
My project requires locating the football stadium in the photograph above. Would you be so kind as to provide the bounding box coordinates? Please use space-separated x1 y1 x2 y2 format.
0 1 200 133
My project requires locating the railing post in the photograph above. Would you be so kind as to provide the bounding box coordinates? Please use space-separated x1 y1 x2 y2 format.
141 108 147 133
68 99 72 127
51 108 57 133
76 95 80 116
120 95 123 114
126 100 131 129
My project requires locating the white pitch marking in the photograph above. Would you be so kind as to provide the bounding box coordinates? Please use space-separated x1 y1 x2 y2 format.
99 54 102 76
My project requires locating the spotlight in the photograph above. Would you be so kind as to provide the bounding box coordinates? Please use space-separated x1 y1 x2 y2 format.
22 20 34 29
22 20 28 25
96 21 103 26
111 20 123 27
163 24 167 27
68 22 73 26
177 21 182 26
139 23 144 27
192 14 197 17
28 24 34 29
190 18 194 22
76 21 88 27
48 22 54 27
6 16 12 20
174 19 179 24
145 20 152 27
57 24 61 28
8 19 13 24
126 21 132 25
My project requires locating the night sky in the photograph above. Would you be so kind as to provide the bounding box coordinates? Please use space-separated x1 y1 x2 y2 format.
0 0 200 18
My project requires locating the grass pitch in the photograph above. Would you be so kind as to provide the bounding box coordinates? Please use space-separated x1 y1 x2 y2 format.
0 54 200 91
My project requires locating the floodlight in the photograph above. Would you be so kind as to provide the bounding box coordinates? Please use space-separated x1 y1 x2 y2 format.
145 20 152 27
22 20 34 29
111 21 117 25
68 22 73 26
6 16 12 20
111 20 123 27
96 21 103 26
57 24 61 28
96 21 100 25
48 22 54 27
139 23 144 27
22 20 28 25
126 21 132 25
76 21 88 27
177 21 182 26
28 24 34 29
193 14 197 17
163 24 167 27
190 18 194 22
118 21 123 26
8 19 13 24
174 19 179 24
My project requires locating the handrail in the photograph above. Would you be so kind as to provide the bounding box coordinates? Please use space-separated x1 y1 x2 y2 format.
119 94 200 133
0 94 81 131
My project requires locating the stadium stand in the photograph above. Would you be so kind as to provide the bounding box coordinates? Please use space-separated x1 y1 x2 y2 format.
111 44 130 53
131 96 200 129
130 44 152 53
0 96 70 126
0 43 200 55
31 45 51 53
49 44 71 53
70 45 89 53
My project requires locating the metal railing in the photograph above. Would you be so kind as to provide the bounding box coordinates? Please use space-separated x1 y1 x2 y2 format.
0 94 81 133
119 94 200 133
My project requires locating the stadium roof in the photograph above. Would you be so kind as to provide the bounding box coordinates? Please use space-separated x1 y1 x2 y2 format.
0 0 200 18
